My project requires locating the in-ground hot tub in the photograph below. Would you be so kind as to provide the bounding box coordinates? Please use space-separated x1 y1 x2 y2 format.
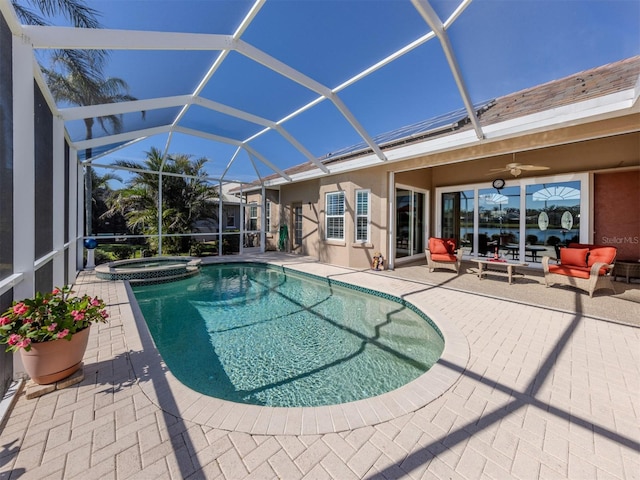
95 256 201 284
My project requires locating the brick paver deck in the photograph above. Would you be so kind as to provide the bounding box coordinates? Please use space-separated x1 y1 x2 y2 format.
1 254 638 479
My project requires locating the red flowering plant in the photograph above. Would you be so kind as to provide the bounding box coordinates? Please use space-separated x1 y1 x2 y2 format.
0 286 108 352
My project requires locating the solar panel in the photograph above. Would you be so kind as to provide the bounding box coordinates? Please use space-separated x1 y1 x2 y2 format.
323 100 494 162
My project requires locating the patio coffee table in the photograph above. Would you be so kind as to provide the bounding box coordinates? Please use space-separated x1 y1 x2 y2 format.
474 258 529 284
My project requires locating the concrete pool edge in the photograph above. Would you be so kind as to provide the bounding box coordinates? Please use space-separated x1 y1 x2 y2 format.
118 259 470 435
95 256 201 282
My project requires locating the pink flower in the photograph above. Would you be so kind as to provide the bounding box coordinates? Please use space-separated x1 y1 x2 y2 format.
13 303 28 315
91 298 101 307
47 323 58 332
100 310 109 319
0 316 11 326
71 310 85 321
22 318 33 324
7 334 21 345
17 338 31 349
57 329 69 339
52 288 60 295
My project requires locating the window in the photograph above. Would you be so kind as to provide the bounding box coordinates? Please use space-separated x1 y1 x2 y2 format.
248 205 258 231
437 175 585 264
226 211 235 228
265 200 271 233
325 191 345 240
294 205 302 246
355 190 370 242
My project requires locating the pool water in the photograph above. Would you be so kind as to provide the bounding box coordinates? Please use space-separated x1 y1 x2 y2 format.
132 263 444 407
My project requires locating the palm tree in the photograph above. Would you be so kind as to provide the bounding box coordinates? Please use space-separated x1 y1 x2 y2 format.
90 169 124 235
14 0 125 236
105 148 218 254
13 0 108 81
44 57 141 235
43 55 140 161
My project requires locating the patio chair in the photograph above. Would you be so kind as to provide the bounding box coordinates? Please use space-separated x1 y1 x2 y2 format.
542 243 617 297
425 237 463 273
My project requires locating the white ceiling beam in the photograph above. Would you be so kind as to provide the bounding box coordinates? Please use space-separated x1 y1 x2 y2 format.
0 0 23 35
169 0 264 136
23 25 233 50
194 98 330 172
73 125 172 149
220 147 244 181
411 0 484 140
334 0 474 94
174 127 292 182
168 0 266 177
246 153 265 185
234 2 471 156
194 97 275 128
235 40 386 161
84 137 148 163
234 39 332 97
443 0 473 28
59 95 192 120
174 126 243 146
243 145 292 182
274 126 330 173
334 32 436 93
23 13 385 169
330 95 387 161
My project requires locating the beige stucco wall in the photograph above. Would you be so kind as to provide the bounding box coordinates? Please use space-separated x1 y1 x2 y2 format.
388 131 639 236
278 118 639 269
280 167 389 269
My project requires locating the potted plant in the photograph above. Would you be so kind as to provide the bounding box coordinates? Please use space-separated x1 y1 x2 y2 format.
0 286 109 384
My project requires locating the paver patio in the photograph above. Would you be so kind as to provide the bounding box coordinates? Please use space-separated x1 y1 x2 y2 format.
1 253 638 479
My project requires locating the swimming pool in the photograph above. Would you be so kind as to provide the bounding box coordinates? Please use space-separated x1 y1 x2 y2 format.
131 263 445 407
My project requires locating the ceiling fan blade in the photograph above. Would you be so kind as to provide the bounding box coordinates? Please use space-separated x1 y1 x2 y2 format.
519 165 550 171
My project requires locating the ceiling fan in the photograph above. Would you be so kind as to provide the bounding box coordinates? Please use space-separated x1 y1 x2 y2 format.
488 162 550 177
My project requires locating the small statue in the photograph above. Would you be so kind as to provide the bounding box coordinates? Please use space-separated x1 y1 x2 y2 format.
372 252 384 270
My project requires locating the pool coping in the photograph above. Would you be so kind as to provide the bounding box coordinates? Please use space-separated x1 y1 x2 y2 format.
95 256 201 282
119 258 470 435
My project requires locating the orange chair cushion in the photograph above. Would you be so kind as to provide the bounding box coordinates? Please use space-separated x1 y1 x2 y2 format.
548 264 591 279
560 247 588 267
430 253 458 262
586 246 616 267
429 238 456 255
568 243 592 249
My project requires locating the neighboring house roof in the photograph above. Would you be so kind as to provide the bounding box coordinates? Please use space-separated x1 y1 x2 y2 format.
234 55 639 192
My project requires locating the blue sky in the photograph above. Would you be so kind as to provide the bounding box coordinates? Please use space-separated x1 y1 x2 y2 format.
32 0 640 183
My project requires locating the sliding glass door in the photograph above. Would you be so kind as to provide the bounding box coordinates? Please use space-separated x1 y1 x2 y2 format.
396 188 425 259
437 176 586 265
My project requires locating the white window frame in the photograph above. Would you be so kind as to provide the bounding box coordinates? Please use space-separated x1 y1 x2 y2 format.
325 191 345 241
355 189 370 243
226 211 235 228
265 200 271 233
248 204 258 231
435 172 589 256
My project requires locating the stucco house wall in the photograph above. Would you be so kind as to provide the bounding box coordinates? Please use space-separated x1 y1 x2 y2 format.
278 129 638 269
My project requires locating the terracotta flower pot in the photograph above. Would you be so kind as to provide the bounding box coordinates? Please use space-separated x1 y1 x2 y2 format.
20 326 91 385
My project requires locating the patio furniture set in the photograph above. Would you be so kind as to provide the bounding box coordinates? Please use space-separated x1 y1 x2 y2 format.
425 237 620 296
